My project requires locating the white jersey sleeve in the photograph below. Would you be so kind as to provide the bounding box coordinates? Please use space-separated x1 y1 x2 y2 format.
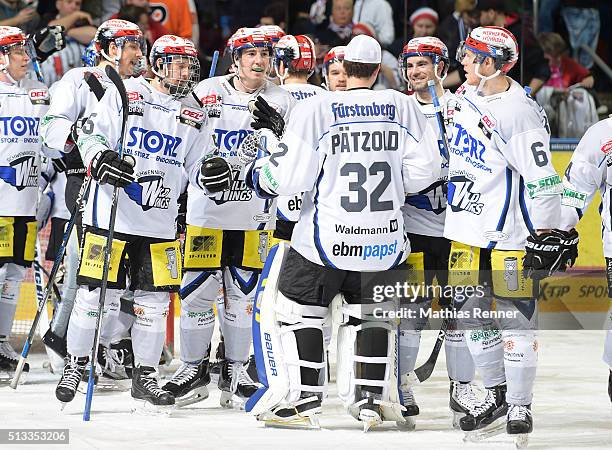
560 118 612 255
78 77 211 239
250 88 441 271
0 79 49 217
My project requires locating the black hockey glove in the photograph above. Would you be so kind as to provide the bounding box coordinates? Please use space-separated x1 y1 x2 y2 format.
250 96 285 138
89 150 135 188
176 192 187 235
31 26 66 63
523 229 579 280
199 156 232 193
51 156 66 173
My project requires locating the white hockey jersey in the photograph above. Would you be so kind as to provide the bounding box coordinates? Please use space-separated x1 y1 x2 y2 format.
402 91 453 237
249 88 441 271
277 82 327 222
187 74 295 230
0 79 50 217
40 67 113 157
443 79 561 250
560 118 612 256
50 171 70 220
77 77 213 239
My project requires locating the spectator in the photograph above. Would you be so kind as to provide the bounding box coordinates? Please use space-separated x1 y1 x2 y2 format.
352 0 394 47
314 0 353 49
148 0 192 40
438 0 478 89
352 22 400 90
39 0 97 85
476 0 550 95
560 0 600 70
112 1 169 46
260 1 286 31
0 0 40 34
409 7 438 38
537 0 560 33
539 32 594 90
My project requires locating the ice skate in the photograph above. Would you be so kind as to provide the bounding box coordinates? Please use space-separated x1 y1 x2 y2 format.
96 342 132 391
131 365 175 415
461 384 507 442
449 380 480 429
397 383 419 430
259 395 322 429
55 355 88 408
163 360 210 407
218 360 261 409
507 404 532 449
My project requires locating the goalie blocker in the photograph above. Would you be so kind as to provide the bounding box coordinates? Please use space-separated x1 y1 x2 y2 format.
247 242 406 430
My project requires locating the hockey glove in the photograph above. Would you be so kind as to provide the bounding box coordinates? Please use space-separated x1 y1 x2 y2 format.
199 156 232 193
523 229 579 280
51 156 66 173
31 26 66 63
250 96 285 138
89 150 136 188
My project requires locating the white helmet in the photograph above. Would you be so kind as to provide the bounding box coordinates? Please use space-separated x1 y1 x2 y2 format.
0 26 32 82
150 35 200 99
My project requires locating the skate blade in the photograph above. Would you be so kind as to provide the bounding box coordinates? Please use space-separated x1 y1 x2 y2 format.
175 386 209 407
396 415 416 431
219 391 246 410
131 398 175 416
514 434 529 449
1 370 27 385
452 410 466 430
463 420 506 442
97 377 131 392
360 410 383 432
262 415 321 430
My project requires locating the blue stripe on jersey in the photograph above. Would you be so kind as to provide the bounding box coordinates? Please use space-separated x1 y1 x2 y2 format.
143 101 176 112
179 271 213 299
518 176 534 233
312 161 337 268
0 92 27 96
276 209 289 221
229 266 258 294
462 97 507 144
92 184 99 228
488 168 513 249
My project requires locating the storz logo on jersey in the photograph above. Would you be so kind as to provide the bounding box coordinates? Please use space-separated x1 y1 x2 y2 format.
213 128 254 154
124 174 171 211
447 176 483 215
0 116 40 138
126 127 181 159
450 123 491 173
0 155 37 190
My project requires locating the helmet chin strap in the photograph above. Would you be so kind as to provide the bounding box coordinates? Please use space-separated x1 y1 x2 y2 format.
101 45 123 75
474 63 500 95
274 62 288 85
0 54 18 84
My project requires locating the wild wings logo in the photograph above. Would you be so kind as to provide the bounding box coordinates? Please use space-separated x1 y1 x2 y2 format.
0 155 37 190
124 174 171 211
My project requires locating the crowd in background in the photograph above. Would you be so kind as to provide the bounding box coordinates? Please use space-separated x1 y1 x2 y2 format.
1 0 609 137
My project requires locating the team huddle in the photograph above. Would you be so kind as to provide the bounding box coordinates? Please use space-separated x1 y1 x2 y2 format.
0 14 609 447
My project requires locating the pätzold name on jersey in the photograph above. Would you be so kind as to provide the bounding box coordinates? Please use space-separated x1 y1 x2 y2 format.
331 125 398 155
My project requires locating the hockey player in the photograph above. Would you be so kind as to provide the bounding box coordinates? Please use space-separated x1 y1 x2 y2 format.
0 26 51 375
271 34 324 241
40 19 146 379
54 34 215 410
161 27 294 409
243 34 442 430
557 117 612 403
322 46 347 91
398 36 477 429
445 26 577 442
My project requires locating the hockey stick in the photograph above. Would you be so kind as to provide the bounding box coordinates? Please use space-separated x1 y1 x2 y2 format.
209 50 219 78
10 176 92 388
83 65 129 421
427 79 450 160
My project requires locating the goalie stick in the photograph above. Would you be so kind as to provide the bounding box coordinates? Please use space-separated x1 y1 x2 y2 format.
83 65 129 421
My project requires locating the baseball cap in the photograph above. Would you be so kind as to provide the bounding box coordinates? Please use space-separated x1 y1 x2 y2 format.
344 34 381 64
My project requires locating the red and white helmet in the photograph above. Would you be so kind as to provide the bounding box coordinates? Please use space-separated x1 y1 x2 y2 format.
323 45 345 78
457 26 519 74
0 26 32 81
399 36 450 82
94 19 146 67
150 35 200 99
273 34 316 81
259 25 286 44
227 27 273 60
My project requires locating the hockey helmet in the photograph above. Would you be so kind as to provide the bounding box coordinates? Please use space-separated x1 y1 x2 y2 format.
456 26 518 73
399 36 450 82
150 35 200 99
273 34 316 81
94 19 146 65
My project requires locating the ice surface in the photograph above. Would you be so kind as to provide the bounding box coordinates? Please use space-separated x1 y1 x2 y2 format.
2 330 611 449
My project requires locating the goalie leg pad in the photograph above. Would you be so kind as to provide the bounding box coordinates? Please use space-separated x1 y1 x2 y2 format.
337 302 404 422
247 243 329 416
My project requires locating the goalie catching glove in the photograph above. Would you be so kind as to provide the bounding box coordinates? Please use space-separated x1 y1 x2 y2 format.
250 95 285 138
89 150 136 188
523 229 579 279
199 156 232 193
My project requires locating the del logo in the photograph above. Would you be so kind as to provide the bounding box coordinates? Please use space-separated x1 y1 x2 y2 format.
28 89 49 104
126 127 181 157
481 114 496 129
0 155 37 190
124 175 171 211
213 128 254 152
405 179 446 215
213 171 252 204
127 91 141 101
179 107 204 129
601 139 612 154
447 176 483 215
